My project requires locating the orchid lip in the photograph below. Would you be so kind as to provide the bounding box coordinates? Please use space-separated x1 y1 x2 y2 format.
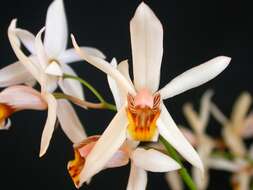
0 103 14 129
126 90 161 142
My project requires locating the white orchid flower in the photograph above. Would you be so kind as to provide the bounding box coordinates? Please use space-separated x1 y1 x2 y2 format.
8 19 87 157
0 0 105 100
71 2 230 185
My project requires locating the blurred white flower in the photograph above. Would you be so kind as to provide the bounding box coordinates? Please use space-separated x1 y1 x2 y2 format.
71 2 231 185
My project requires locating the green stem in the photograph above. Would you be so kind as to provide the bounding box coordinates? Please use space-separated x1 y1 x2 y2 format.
160 136 197 190
62 74 117 111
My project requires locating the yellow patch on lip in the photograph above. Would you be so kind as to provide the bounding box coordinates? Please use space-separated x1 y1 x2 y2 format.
126 107 160 141
67 149 85 188
0 104 13 128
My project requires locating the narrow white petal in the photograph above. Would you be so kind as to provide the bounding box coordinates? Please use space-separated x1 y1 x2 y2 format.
15 28 36 54
39 93 57 157
59 64 84 100
45 62 63 76
79 107 128 186
159 56 231 99
231 92 252 131
117 60 133 86
130 2 163 93
193 166 209 190
57 99 86 143
8 19 41 82
44 0 67 57
35 27 49 70
45 76 58 93
127 162 147 190
107 58 122 110
208 158 240 172
165 172 183 190
132 148 181 172
71 35 136 96
157 104 204 172
199 90 214 128
58 47 105 64
0 62 34 87
210 102 228 124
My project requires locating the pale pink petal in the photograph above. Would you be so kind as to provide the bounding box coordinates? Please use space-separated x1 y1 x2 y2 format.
58 47 105 64
39 93 57 157
105 149 130 168
127 162 147 190
132 148 181 172
44 0 67 58
15 28 36 54
0 85 47 111
165 172 183 190
8 19 41 82
71 35 136 96
157 103 204 173
130 2 163 93
59 64 84 100
0 62 34 87
79 107 128 185
180 128 197 146
159 56 231 99
57 99 86 144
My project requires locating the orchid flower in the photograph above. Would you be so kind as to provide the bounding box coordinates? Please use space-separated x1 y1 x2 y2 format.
0 0 105 99
71 2 231 184
67 133 181 189
0 85 47 129
8 20 87 157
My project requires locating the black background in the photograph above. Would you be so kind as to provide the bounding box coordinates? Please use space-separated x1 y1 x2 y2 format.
0 0 252 189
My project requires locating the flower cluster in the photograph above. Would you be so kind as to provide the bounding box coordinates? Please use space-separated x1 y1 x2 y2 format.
0 1 231 189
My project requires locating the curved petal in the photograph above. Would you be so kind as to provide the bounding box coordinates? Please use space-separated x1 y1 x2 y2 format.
15 28 36 54
44 0 67 58
39 93 57 157
159 56 231 99
57 99 86 143
130 2 163 93
71 35 136 96
58 47 106 64
107 58 122 110
127 162 147 190
165 172 183 190
0 85 47 111
199 89 214 128
118 60 133 86
59 64 84 100
79 107 128 186
0 62 34 87
208 158 240 172
131 148 181 172
157 104 204 173
8 19 41 82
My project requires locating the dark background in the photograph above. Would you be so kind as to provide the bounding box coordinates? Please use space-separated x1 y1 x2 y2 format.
0 0 252 189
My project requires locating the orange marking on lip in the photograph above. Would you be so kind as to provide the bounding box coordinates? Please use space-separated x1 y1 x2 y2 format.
0 104 14 128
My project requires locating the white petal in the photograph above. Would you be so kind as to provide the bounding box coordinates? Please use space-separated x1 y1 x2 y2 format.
107 58 122 110
231 92 252 131
208 158 240 172
0 119 11 130
117 60 133 86
79 107 128 186
44 0 67 58
165 172 183 190
35 27 49 70
127 163 147 190
71 35 136 96
130 3 163 93
193 166 209 190
39 93 57 157
157 104 204 172
210 102 228 124
57 99 86 143
8 19 41 82
45 61 63 76
159 56 231 99
199 89 214 128
130 2 163 93
46 76 58 92
15 28 36 54
59 64 84 100
132 148 181 172
58 47 105 64
0 62 34 87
